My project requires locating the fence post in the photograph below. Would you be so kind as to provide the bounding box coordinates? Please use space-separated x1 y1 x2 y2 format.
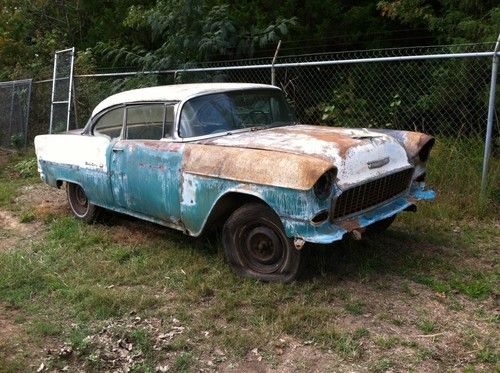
24 80 32 148
271 40 281 86
8 81 14 143
481 34 500 196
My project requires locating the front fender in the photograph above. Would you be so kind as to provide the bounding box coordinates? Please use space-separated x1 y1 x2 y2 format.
179 172 327 237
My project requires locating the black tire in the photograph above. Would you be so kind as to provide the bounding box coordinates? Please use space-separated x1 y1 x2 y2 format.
366 214 397 234
66 183 100 223
222 203 301 283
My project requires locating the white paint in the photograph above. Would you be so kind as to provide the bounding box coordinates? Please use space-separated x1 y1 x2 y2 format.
181 173 198 206
92 83 277 118
205 125 411 188
34 134 110 172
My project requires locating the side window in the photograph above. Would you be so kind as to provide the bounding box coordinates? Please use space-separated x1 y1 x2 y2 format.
93 107 124 138
125 104 174 140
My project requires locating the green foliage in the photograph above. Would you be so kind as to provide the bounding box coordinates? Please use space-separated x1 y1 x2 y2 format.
12 158 37 178
1 1 498 81
377 0 500 43
98 1 297 71
10 134 24 151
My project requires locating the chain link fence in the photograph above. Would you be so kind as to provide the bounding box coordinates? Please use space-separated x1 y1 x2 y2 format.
0 79 32 149
171 43 499 212
24 42 500 212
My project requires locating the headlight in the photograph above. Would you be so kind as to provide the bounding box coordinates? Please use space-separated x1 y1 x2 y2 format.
313 169 337 199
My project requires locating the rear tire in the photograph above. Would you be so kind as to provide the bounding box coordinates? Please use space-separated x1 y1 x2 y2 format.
66 183 99 223
222 203 301 283
366 214 396 234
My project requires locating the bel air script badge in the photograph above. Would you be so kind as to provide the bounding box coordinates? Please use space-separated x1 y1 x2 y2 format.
367 157 390 169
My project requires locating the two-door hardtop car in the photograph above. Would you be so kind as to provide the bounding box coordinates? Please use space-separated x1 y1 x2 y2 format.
35 83 435 282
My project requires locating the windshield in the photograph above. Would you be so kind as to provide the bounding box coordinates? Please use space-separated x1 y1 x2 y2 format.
179 89 294 138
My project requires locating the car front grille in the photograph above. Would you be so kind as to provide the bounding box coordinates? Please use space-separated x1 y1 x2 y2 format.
331 168 414 220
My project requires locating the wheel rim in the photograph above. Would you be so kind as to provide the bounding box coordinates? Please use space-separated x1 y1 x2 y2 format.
71 185 89 216
239 223 286 274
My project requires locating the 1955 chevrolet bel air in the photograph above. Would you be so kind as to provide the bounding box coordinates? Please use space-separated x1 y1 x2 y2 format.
35 83 435 282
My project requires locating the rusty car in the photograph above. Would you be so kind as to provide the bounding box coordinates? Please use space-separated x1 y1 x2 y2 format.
34 83 435 282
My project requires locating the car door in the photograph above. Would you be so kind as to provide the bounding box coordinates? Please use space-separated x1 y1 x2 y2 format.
110 103 183 224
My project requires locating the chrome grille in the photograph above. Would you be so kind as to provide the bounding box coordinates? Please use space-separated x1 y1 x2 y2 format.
331 168 414 220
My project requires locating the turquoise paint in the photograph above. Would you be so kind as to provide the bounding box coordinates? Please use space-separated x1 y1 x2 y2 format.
40 143 435 245
179 173 331 236
39 160 115 206
410 182 436 200
110 141 184 223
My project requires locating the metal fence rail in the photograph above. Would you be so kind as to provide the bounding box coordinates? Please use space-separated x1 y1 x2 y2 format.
0 79 32 149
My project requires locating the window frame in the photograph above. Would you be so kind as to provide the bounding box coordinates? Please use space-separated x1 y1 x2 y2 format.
89 101 177 140
91 105 126 139
176 88 294 141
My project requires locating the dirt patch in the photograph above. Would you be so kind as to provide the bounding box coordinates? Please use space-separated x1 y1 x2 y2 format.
0 303 29 369
0 209 43 251
0 149 11 168
15 183 68 219
106 216 170 245
0 303 22 345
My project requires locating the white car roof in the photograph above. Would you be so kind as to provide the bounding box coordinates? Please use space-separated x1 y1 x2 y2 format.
91 83 279 117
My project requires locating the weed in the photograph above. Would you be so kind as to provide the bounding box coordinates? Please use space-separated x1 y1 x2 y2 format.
28 320 62 337
19 210 35 223
417 319 437 334
370 357 395 372
343 299 365 315
173 352 193 372
476 344 498 364
12 158 37 178
374 335 399 349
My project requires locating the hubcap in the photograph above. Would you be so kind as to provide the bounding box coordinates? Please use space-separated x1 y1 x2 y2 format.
71 184 89 216
75 185 88 207
242 225 285 274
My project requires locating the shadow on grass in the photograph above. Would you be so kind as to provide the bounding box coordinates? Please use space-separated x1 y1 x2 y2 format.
92 208 494 300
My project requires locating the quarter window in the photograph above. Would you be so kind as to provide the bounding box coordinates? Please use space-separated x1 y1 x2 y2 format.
93 107 124 138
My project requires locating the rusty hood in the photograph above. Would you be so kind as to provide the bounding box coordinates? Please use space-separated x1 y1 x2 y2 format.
183 125 412 190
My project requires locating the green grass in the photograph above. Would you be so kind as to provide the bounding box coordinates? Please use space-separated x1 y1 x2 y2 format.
0 149 498 371
417 319 437 335
374 335 399 349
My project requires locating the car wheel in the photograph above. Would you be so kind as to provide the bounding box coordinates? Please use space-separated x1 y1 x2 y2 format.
222 203 301 283
66 183 99 223
366 214 396 234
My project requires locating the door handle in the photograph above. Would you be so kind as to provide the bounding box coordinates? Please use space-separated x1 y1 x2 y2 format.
112 147 124 152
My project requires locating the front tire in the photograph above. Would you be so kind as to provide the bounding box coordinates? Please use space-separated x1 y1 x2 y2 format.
222 203 301 283
66 183 99 223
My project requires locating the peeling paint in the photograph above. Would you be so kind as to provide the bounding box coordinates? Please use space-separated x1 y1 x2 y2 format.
201 125 411 188
183 143 334 190
35 85 436 248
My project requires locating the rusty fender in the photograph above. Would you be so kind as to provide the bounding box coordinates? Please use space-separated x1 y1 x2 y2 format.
182 144 335 190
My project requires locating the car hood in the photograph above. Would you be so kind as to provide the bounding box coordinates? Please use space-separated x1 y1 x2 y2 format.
199 125 412 188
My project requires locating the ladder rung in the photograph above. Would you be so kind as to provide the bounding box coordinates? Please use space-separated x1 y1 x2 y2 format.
52 100 69 104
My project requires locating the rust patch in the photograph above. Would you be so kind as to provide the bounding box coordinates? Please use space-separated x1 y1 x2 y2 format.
139 140 183 152
183 144 334 190
403 132 434 159
337 217 363 232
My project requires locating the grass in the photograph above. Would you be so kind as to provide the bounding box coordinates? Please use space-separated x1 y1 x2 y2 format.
417 319 437 335
0 149 498 371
